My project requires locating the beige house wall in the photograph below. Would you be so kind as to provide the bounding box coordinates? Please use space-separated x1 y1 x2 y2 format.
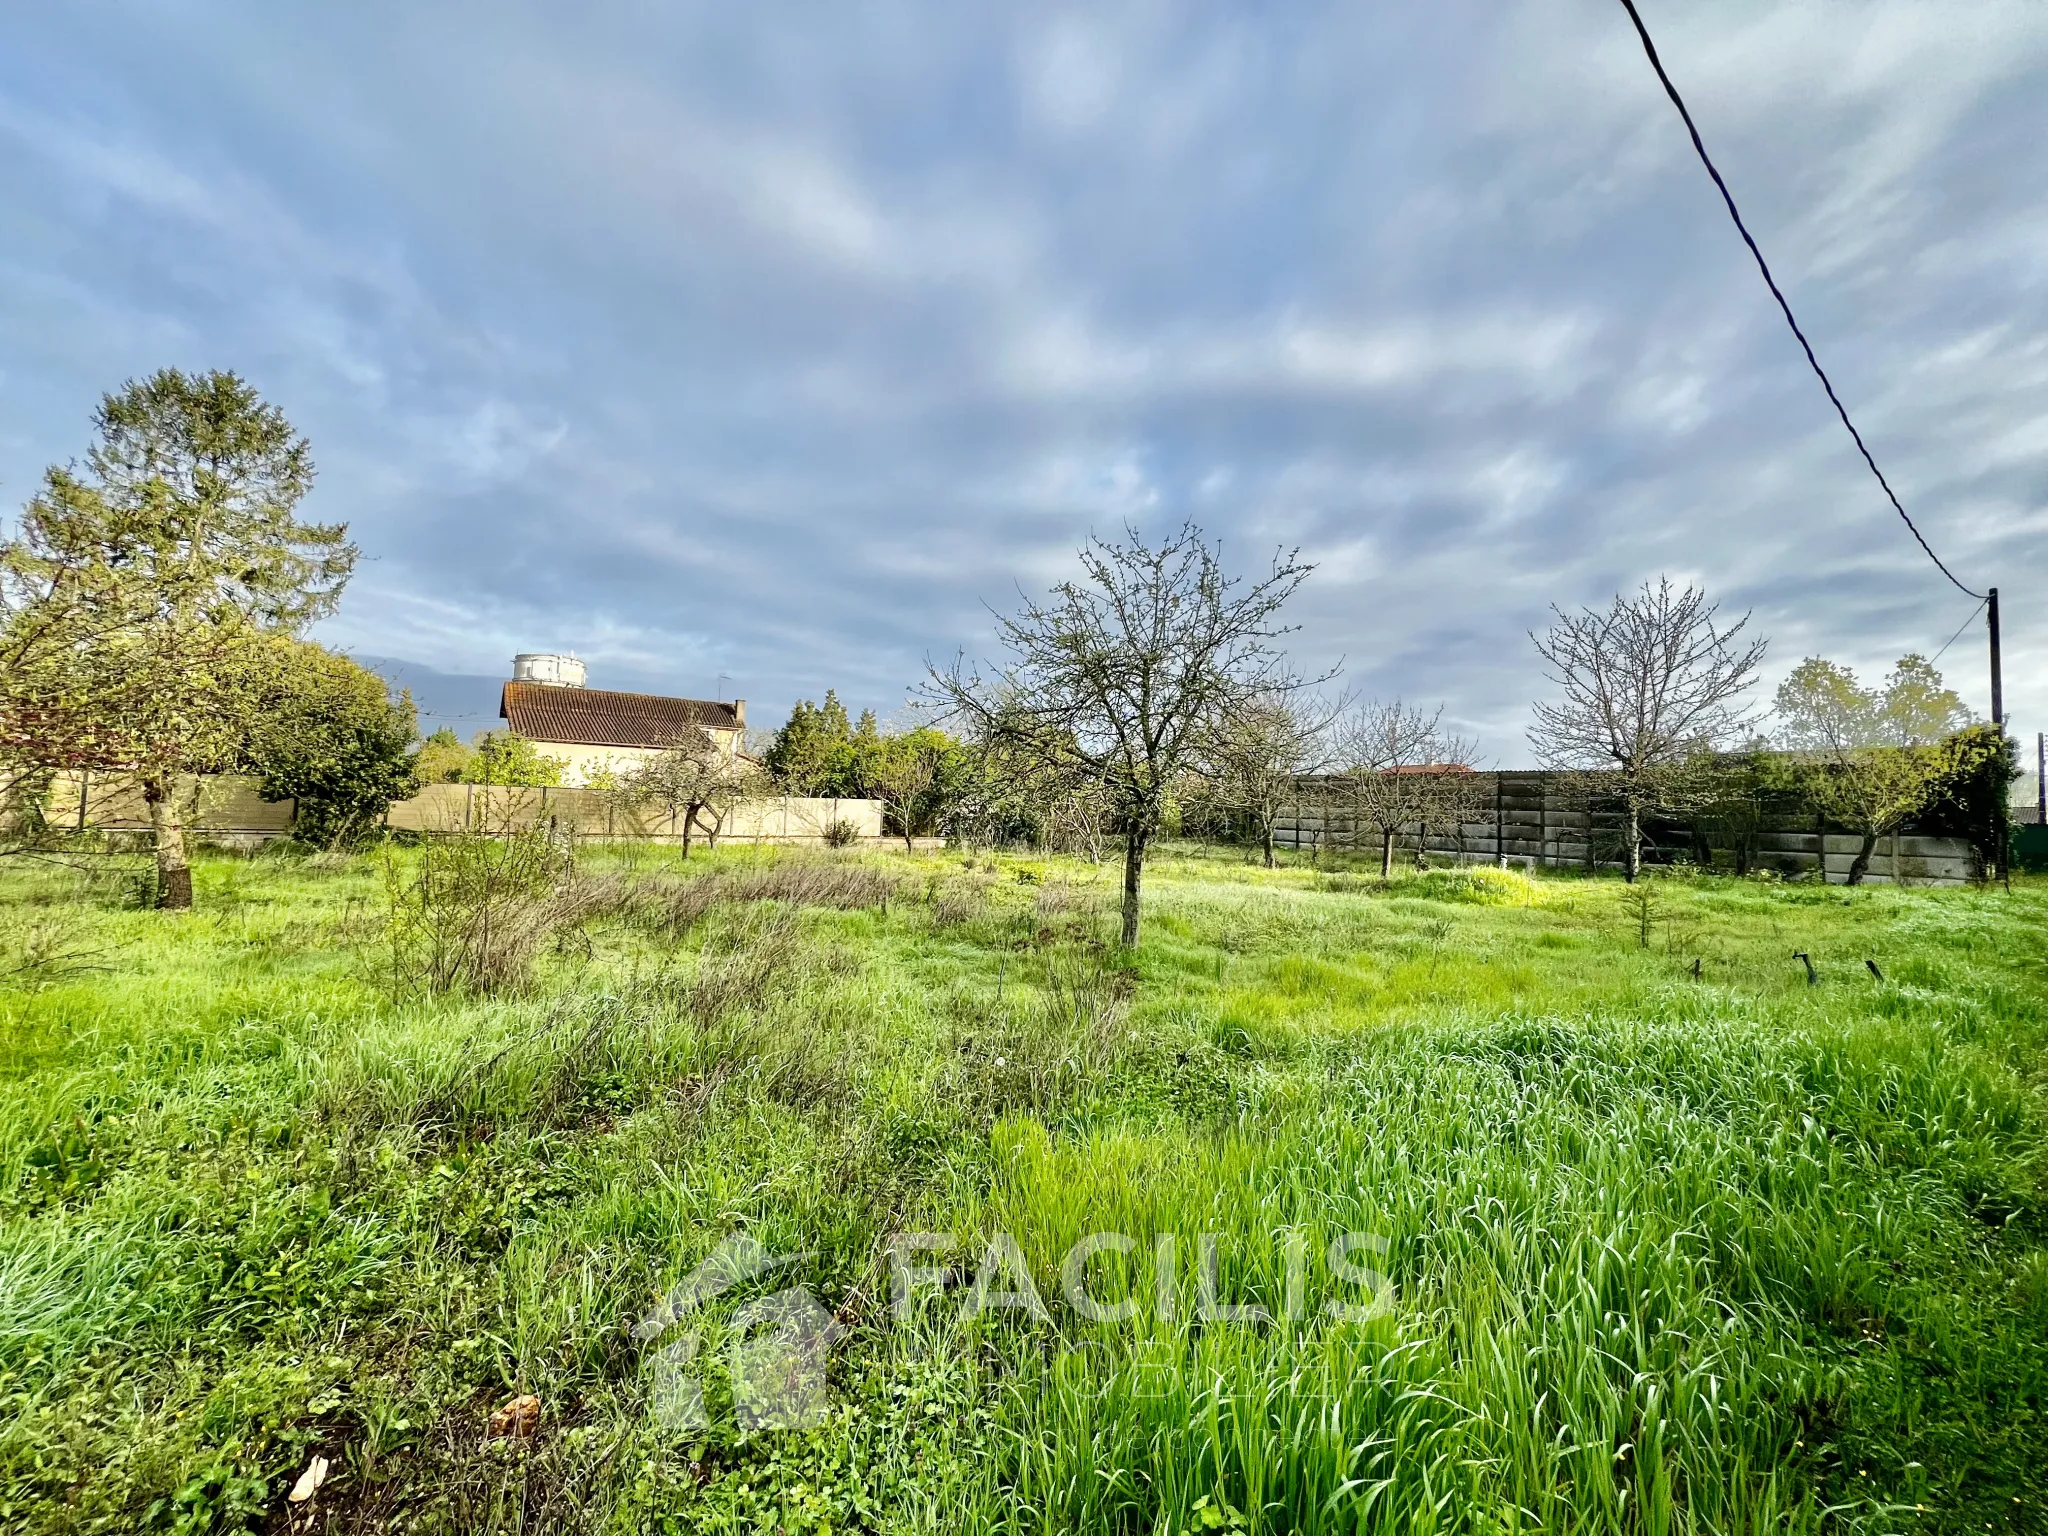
525 730 743 787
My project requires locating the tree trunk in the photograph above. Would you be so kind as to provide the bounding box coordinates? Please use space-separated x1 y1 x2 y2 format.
1262 823 1275 869
1845 830 1878 886
1120 825 1149 947
1379 827 1394 878
1623 803 1642 883
679 804 694 858
144 780 193 910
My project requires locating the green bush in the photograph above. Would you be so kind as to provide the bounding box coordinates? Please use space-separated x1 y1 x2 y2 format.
459 732 564 788
241 639 418 847
1914 723 2018 873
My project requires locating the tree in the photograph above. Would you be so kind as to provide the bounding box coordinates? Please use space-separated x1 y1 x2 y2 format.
1915 723 2017 881
414 728 475 785
928 523 1312 946
1773 653 1973 884
240 639 419 847
1691 745 1773 874
460 732 564 788
1336 700 1478 877
626 730 763 855
763 691 861 795
0 369 355 907
862 726 966 853
1528 579 1765 882
1207 691 1337 867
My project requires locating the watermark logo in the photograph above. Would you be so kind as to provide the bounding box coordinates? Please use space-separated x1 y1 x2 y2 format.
632 1236 843 1432
887 1230 1394 1326
638 1229 1394 1436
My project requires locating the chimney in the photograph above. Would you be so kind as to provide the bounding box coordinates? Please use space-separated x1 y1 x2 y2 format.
732 698 747 731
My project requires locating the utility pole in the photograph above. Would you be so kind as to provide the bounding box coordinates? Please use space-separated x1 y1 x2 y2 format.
1987 589 2008 882
1987 587 2003 726
2037 730 2045 827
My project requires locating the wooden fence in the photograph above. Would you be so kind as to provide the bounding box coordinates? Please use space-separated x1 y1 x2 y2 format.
1275 771 1978 886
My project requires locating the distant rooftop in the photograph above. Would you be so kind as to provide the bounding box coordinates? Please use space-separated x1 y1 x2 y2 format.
500 680 741 749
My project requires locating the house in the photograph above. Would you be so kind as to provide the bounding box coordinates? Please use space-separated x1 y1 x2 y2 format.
499 653 745 786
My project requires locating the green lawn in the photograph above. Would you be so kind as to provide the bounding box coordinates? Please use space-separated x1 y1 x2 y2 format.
2 844 2044 1534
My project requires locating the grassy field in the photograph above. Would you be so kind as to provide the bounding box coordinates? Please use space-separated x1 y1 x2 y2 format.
1 841 2044 1535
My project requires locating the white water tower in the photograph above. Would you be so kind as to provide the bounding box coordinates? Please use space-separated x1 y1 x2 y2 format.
512 652 587 688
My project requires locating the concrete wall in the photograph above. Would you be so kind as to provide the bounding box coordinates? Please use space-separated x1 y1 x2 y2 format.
45 771 885 847
385 784 882 844
1275 771 1979 886
45 772 294 846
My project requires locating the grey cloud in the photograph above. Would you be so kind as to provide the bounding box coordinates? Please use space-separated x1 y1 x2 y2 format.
1 0 2044 755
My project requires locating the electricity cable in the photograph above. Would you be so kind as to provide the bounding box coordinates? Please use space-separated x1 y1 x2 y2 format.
1615 0 1983 600
1929 598 1987 667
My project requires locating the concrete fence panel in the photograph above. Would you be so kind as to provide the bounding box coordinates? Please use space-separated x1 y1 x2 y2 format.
47 772 891 848
1275 771 1978 886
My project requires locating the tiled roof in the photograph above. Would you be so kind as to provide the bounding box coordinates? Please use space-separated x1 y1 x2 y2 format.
500 682 739 749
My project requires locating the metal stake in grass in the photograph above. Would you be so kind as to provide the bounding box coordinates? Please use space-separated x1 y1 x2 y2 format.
1793 951 1818 985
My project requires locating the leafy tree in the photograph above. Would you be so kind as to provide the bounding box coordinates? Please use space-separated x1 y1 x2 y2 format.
863 726 968 852
461 732 564 787
764 691 861 795
1529 579 1765 882
237 640 418 846
414 728 475 785
1773 654 1976 884
929 523 1312 946
0 369 354 907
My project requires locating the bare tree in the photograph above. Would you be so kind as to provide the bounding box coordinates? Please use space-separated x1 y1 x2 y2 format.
627 730 762 856
1207 690 1339 867
1336 700 1478 876
927 523 1313 946
1421 762 1497 867
1528 579 1765 882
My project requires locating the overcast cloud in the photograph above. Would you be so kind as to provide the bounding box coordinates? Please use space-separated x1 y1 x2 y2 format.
3 2 2044 757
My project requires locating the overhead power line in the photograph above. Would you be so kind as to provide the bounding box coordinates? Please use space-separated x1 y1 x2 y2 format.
1615 0 1984 601
1929 598 1987 666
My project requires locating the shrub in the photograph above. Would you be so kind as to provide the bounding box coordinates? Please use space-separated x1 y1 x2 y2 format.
241 639 419 847
459 732 564 787
821 818 860 847
384 827 625 996
1914 723 2019 876
413 727 474 784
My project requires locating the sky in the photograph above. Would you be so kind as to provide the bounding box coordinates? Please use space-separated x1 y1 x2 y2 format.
3 1 2045 764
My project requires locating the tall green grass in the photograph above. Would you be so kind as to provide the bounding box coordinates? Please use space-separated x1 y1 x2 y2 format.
0 844 2042 1533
